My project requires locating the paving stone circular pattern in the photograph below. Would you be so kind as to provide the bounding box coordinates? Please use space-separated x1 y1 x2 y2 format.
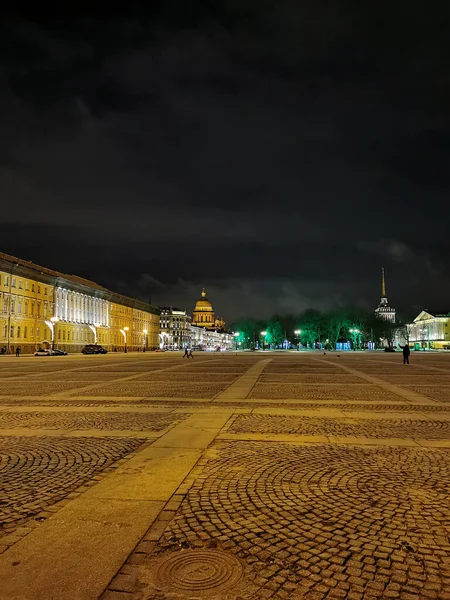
229 414 450 439
160 442 450 599
0 411 189 431
154 549 243 595
0 436 144 537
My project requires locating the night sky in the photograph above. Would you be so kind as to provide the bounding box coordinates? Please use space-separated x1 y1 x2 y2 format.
1 3 449 322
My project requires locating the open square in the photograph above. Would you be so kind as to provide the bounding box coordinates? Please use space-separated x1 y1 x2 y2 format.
1 351 450 599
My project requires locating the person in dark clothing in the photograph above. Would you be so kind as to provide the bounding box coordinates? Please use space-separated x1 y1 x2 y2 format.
188 349 194 358
183 348 189 358
402 344 410 364
16 346 21 357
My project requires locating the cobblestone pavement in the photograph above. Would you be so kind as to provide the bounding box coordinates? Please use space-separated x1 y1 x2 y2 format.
250 383 403 401
1 352 450 599
229 414 450 439
0 436 145 541
132 442 450 599
0 411 189 431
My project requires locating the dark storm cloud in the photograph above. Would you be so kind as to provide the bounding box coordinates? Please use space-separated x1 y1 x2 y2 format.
1 2 450 321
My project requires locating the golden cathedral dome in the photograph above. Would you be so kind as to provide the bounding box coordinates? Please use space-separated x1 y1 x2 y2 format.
192 288 215 328
193 289 214 312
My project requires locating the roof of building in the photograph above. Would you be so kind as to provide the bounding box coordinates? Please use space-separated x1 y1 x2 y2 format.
193 288 213 311
0 250 160 315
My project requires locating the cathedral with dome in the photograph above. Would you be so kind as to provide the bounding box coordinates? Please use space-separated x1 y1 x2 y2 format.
192 289 225 330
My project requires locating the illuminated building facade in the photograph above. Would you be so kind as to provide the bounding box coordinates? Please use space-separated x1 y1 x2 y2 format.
0 252 160 353
191 288 225 330
408 310 450 350
190 287 231 350
190 325 233 351
159 307 192 349
375 268 396 323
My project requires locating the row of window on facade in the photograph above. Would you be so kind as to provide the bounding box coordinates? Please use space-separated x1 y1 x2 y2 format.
1 296 49 317
1 325 103 342
1 276 49 295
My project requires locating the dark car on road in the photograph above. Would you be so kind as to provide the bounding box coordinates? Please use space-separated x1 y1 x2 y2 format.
81 344 108 355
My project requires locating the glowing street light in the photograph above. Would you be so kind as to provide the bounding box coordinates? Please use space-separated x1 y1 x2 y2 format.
120 326 129 353
294 329 302 351
143 329 148 352
349 328 360 351
260 330 267 350
50 316 59 350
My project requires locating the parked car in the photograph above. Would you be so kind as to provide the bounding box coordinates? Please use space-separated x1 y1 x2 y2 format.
35 348 68 356
153 348 165 352
34 348 51 356
81 344 108 355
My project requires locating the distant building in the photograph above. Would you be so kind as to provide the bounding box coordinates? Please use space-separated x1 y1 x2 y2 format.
375 268 396 323
190 288 231 350
408 310 450 350
190 325 233 351
159 307 192 350
192 288 226 330
0 251 160 354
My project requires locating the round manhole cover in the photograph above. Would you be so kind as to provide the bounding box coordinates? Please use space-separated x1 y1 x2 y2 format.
155 549 243 595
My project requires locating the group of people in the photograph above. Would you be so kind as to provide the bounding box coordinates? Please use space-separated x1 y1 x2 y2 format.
0 347 20 356
182 348 194 359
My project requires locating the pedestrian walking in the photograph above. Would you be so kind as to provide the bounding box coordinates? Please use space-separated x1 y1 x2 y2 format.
15 346 21 357
183 348 189 358
188 349 194 359
402 344 410 365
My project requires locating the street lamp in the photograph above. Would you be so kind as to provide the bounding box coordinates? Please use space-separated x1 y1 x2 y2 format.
233 332 240 351
349 328 359 351
120 326 129 353
261 330 267 351
50 316 59 351
294 329 302 351
143 329 148 352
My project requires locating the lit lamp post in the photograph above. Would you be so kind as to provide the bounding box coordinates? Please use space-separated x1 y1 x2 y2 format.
143 329 148 352
50 316 59 351
261 330 267 351
294 329 302 351
349 328 359 351
233 332 240 351
120 327 129 353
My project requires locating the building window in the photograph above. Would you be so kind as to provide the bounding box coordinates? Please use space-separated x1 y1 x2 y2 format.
10 326 14 338
58 330 61 340
17 326 21 338
11 278 16 288
11 298 15 313
30 327 33 338
36 327 40 339
44 287 48 295
31 302 34 316
18 280 23 289
32 283 35 292
38 285 41 294
18 299 22 314
3 324 7 338
25 281 29 291
4 276 8 287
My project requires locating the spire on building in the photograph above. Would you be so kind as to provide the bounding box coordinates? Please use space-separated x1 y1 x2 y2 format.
201 288 206 298
375 268 395 323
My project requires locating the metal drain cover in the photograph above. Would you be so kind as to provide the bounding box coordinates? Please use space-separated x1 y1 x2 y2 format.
154 549 243 596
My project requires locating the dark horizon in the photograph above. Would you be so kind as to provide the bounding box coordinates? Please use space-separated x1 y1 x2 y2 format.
1 3 449 322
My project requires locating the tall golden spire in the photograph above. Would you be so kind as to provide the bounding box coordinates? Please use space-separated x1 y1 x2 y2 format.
381 268 386 298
